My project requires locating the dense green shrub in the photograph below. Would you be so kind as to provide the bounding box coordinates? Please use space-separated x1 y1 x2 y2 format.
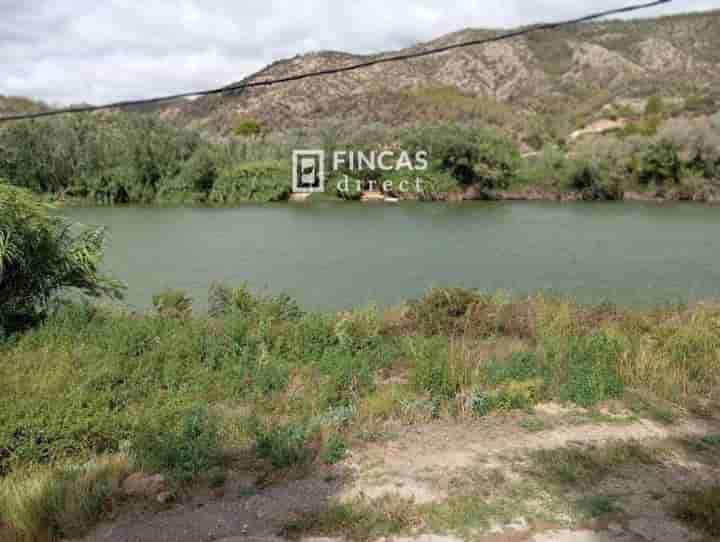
251 420 318 469
566 160 623 201
132 404 221 481
660 117 720 179
483 352 541 385
405 288 486 336
210 161 290 203
233 118 263 137
152 289 193 317
637 140 682 185
173 145 219 194
208 281 302 320
546 333 625 407
409 338 469 399
430 126 519 188
0 183 123 333
468 380 541 417
320 434 347 465
516 146 572 186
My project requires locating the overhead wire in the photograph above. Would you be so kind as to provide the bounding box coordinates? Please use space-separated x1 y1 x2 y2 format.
0 0 672 123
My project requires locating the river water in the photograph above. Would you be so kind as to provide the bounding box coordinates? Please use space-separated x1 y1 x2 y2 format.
62 202 720 310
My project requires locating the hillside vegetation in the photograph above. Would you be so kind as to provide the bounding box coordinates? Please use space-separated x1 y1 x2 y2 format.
1 109 719 204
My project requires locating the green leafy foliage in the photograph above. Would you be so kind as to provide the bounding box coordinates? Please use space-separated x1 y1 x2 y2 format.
152 289 193 317
251 420 318 469
320 435 348 465
405 288 486 336
132 404 221 481
411 342 467 400
0 183 124 333
547 333 625 407
429 126 519 189
637 140 682 185
233 119 263 137
210 161 290 203
0 115 290 205
564 336 624 406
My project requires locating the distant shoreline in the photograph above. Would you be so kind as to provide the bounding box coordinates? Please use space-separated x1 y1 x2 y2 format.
48 186 720 207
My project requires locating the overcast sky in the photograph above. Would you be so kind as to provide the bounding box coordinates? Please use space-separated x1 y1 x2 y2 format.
0 0 715 105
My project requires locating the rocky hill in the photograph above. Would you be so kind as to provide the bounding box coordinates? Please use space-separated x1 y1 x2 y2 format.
168 10 720 134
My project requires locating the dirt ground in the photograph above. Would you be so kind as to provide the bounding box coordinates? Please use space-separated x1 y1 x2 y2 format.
82 405 720 542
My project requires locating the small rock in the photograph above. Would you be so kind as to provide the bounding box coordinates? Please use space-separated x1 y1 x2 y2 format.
122 472 167 498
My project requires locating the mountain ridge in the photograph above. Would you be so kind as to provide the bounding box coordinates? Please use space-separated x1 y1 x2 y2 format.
165 9 720 133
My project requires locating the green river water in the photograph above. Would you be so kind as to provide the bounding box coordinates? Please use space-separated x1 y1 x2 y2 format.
62 202 720 310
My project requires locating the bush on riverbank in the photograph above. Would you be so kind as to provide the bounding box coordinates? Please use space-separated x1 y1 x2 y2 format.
0 183 123 334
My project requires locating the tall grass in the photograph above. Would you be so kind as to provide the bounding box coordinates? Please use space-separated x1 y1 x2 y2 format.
2 286 720 539
0 455 132 542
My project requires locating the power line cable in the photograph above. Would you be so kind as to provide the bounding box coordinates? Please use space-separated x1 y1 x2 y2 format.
0 0 672 124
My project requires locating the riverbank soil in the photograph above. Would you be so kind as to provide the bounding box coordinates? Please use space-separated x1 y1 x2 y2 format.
81 408 720 542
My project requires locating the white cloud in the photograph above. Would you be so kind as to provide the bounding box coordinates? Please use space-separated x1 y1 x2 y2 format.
0 0 715 105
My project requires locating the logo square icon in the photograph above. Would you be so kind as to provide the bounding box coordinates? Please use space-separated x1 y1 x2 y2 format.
292 150 325 193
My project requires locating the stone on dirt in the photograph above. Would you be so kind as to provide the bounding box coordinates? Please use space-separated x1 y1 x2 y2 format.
121 473 167 498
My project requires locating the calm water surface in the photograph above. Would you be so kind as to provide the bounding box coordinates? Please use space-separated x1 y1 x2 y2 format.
62 202 720 310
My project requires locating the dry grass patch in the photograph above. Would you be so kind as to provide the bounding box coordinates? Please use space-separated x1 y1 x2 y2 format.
0 454 132 542
529 441 665 487
283 495 423 541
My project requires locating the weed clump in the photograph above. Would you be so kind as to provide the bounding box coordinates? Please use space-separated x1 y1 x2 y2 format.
284 496 421 542
131 404 221 482
251 420 319 469
531 441 663 487
152 289 192 317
